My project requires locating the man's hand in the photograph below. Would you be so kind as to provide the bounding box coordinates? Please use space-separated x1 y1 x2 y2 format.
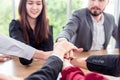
64 48 83 60
52 40 78 61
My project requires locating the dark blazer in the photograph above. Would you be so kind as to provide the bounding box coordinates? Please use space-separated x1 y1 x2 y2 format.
86 55 120 77
57 8 118 51
25 56 63 80
25 55 120 80
9 20 53 65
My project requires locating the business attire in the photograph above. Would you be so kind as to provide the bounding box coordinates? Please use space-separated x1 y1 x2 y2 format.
0 35 119 78
57 8 118 51
25 56 63 80
25 56 119 80
9 20 53 65
86 55 120 77
0 34 35 60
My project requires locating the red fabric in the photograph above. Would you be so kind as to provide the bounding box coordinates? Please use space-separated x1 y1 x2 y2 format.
60 66 108 80
85 73 108 80
60 66 85 80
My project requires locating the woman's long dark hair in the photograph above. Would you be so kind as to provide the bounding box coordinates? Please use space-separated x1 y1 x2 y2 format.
18 0 49 44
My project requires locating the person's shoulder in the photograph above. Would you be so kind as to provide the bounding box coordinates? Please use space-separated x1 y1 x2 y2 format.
10 19 19 24
72 8 87 19
10 19 20 27
103 12 114 19
73 8 87 14
9 19 21 30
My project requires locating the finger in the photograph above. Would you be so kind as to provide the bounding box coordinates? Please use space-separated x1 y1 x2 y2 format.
67 42 83 54
70 58 78 65
64 50 75 60
0 56 12 60
69 50 75 60
3 56 12 58
73 48 83 54
64 52 70 59
0 58 7 62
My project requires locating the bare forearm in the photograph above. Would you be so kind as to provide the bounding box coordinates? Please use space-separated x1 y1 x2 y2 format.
33 50 52 60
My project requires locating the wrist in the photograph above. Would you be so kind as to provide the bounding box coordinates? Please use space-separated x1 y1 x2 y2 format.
57 38 67 42
34 50 50 60
51 52 64 61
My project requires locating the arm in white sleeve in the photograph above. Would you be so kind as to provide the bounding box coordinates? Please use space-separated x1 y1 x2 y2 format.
0 34 35 60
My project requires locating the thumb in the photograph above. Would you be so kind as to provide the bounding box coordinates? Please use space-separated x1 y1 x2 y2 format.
73 48 83 54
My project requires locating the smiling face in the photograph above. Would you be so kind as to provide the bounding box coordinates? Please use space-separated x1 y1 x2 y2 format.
26 0 43 20
88 0 109 16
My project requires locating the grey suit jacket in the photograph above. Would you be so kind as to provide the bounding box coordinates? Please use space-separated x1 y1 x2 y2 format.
57 8 118 51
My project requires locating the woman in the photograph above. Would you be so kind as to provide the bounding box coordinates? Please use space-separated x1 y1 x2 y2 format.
9 0 53 65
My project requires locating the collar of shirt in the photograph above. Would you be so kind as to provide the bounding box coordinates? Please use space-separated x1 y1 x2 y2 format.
91 14 104 25
90 14 105 50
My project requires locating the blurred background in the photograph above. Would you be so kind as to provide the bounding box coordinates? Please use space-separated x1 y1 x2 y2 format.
0 0 119 43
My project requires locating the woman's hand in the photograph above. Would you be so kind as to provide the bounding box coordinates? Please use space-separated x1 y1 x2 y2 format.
0 55 12 62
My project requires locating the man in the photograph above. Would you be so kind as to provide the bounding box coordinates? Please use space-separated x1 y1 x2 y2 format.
57 0 118 51
69 16 120 77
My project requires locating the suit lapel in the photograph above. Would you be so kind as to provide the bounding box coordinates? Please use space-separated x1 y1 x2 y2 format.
103 14 109 46
86 9 94 35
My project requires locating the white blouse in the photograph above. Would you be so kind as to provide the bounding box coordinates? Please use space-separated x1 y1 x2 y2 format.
0 34 35 60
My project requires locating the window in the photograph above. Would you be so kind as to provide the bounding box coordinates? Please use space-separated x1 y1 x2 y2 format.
0 0 12 35
46 0 67 39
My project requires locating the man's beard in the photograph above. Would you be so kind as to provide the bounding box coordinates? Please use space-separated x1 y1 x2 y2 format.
89 7 103 16
89 11 102 16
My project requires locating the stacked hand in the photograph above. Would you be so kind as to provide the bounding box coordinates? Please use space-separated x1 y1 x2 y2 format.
0 40 83 80
54 39 83 70
56 39 84 69
0 55 12 62
52 40 83 61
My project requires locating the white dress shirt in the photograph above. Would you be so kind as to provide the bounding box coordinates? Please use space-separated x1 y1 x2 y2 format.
0 34 35 60
90 14 105 50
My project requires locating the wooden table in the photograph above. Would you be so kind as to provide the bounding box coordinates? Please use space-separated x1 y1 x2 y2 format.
0 58 45 78
75 49 120 80
0 49 120 80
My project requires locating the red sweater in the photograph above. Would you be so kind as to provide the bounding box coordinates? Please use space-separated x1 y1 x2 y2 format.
60 66 108 80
